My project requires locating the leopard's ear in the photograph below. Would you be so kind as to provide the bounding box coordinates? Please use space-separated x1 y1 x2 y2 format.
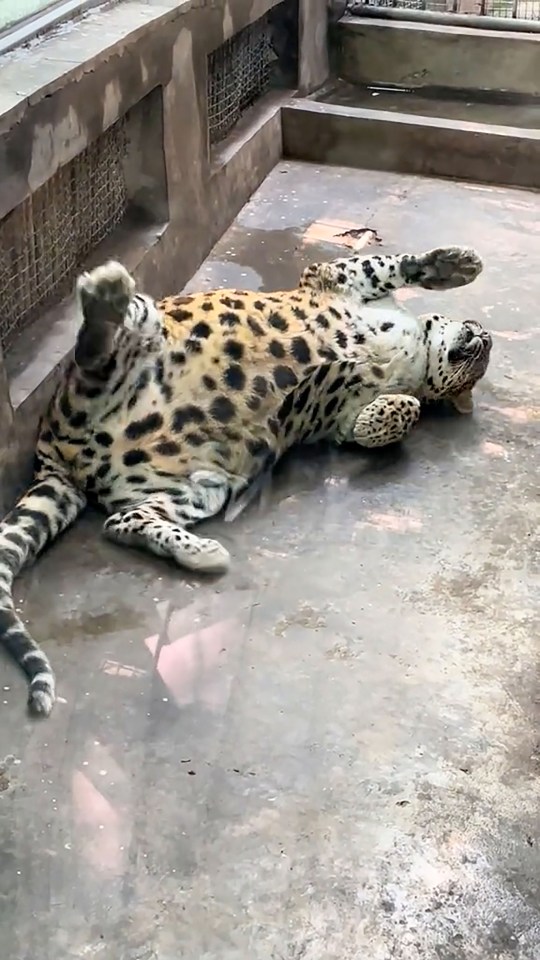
449 389 474 414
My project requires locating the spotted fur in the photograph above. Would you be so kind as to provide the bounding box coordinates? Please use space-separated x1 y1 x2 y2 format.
0 246 491 716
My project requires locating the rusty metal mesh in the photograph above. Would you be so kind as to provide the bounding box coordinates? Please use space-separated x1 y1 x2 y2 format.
207 13 275 146
351 0 540 16
0 116 128 352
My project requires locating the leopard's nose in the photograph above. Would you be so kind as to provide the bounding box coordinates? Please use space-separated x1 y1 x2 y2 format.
480 336 493 358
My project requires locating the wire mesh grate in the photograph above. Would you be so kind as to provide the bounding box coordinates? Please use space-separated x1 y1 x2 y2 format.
207 14 275 146
350 0 540 15
0 116 128 352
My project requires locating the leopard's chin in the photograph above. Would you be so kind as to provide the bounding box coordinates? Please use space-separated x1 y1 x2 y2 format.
448 389 474 415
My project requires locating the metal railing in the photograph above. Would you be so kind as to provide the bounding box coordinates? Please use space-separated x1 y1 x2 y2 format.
347 0 540 19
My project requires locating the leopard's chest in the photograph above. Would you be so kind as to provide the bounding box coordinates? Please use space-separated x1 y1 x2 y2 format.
336 297 426 395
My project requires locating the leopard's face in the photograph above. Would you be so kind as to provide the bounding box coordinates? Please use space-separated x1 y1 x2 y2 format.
422 317 492 410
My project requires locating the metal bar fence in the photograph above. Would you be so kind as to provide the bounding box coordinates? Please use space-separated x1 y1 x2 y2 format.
347 0 540 19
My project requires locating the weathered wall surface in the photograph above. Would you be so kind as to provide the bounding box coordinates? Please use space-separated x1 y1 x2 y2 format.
337 18 540 96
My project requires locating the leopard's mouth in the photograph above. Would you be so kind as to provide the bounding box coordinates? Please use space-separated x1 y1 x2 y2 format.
449 329 492 367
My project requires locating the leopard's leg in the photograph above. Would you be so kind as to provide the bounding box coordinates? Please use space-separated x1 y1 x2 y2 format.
340 394 421 448
103 471 231 573
300 247 482 305
75 261 163 375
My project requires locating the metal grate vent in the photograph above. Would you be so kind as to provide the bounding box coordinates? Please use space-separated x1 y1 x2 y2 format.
0 116 128 352
207 14 275 146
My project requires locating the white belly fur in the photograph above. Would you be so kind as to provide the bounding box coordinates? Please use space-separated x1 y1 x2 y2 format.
356 296 426 396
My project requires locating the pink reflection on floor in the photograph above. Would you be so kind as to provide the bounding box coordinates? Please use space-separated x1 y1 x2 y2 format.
486 404 540 424
394 288 419 303
481 440 509 459
493 329 538 342
144 610 239 710
361 511 423 533
72 770 124 875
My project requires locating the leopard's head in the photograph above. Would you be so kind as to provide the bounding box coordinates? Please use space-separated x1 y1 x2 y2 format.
421 316 492 413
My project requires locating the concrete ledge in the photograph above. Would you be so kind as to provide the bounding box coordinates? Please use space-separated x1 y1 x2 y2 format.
282 101 540 189
335 18 540 96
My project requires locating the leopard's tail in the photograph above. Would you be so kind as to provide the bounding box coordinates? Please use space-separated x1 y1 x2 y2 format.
0 473 86 716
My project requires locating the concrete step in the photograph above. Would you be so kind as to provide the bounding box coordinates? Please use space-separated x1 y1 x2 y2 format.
289 15 540 189
317 80 540 129
282 98 540 188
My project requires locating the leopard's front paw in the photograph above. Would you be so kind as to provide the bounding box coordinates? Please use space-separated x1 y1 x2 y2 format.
402 247 483 290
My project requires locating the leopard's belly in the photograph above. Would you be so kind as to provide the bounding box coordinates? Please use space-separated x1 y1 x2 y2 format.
342 295 426 396
42 291 427 512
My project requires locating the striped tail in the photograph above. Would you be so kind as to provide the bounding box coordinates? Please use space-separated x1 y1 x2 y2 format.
0 473 86 716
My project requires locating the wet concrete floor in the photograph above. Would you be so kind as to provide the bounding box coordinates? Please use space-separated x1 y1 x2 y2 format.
316 80 540 129
0 162 539 959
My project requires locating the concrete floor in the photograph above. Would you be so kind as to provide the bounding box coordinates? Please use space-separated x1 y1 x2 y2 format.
1 162 540 959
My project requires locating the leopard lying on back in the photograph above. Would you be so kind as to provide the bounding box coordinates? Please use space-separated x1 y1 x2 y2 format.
0 245 492 716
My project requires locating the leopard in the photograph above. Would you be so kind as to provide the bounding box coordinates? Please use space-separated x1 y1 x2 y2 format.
0 244 492 717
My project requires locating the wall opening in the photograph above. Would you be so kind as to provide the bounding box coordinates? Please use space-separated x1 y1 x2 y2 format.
0 87 167 355
0 119 127 352
207 14 275 145
207 1 299 147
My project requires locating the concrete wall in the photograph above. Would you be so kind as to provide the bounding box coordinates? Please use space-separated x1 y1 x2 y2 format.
0 0 330 516
337 18 540 96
